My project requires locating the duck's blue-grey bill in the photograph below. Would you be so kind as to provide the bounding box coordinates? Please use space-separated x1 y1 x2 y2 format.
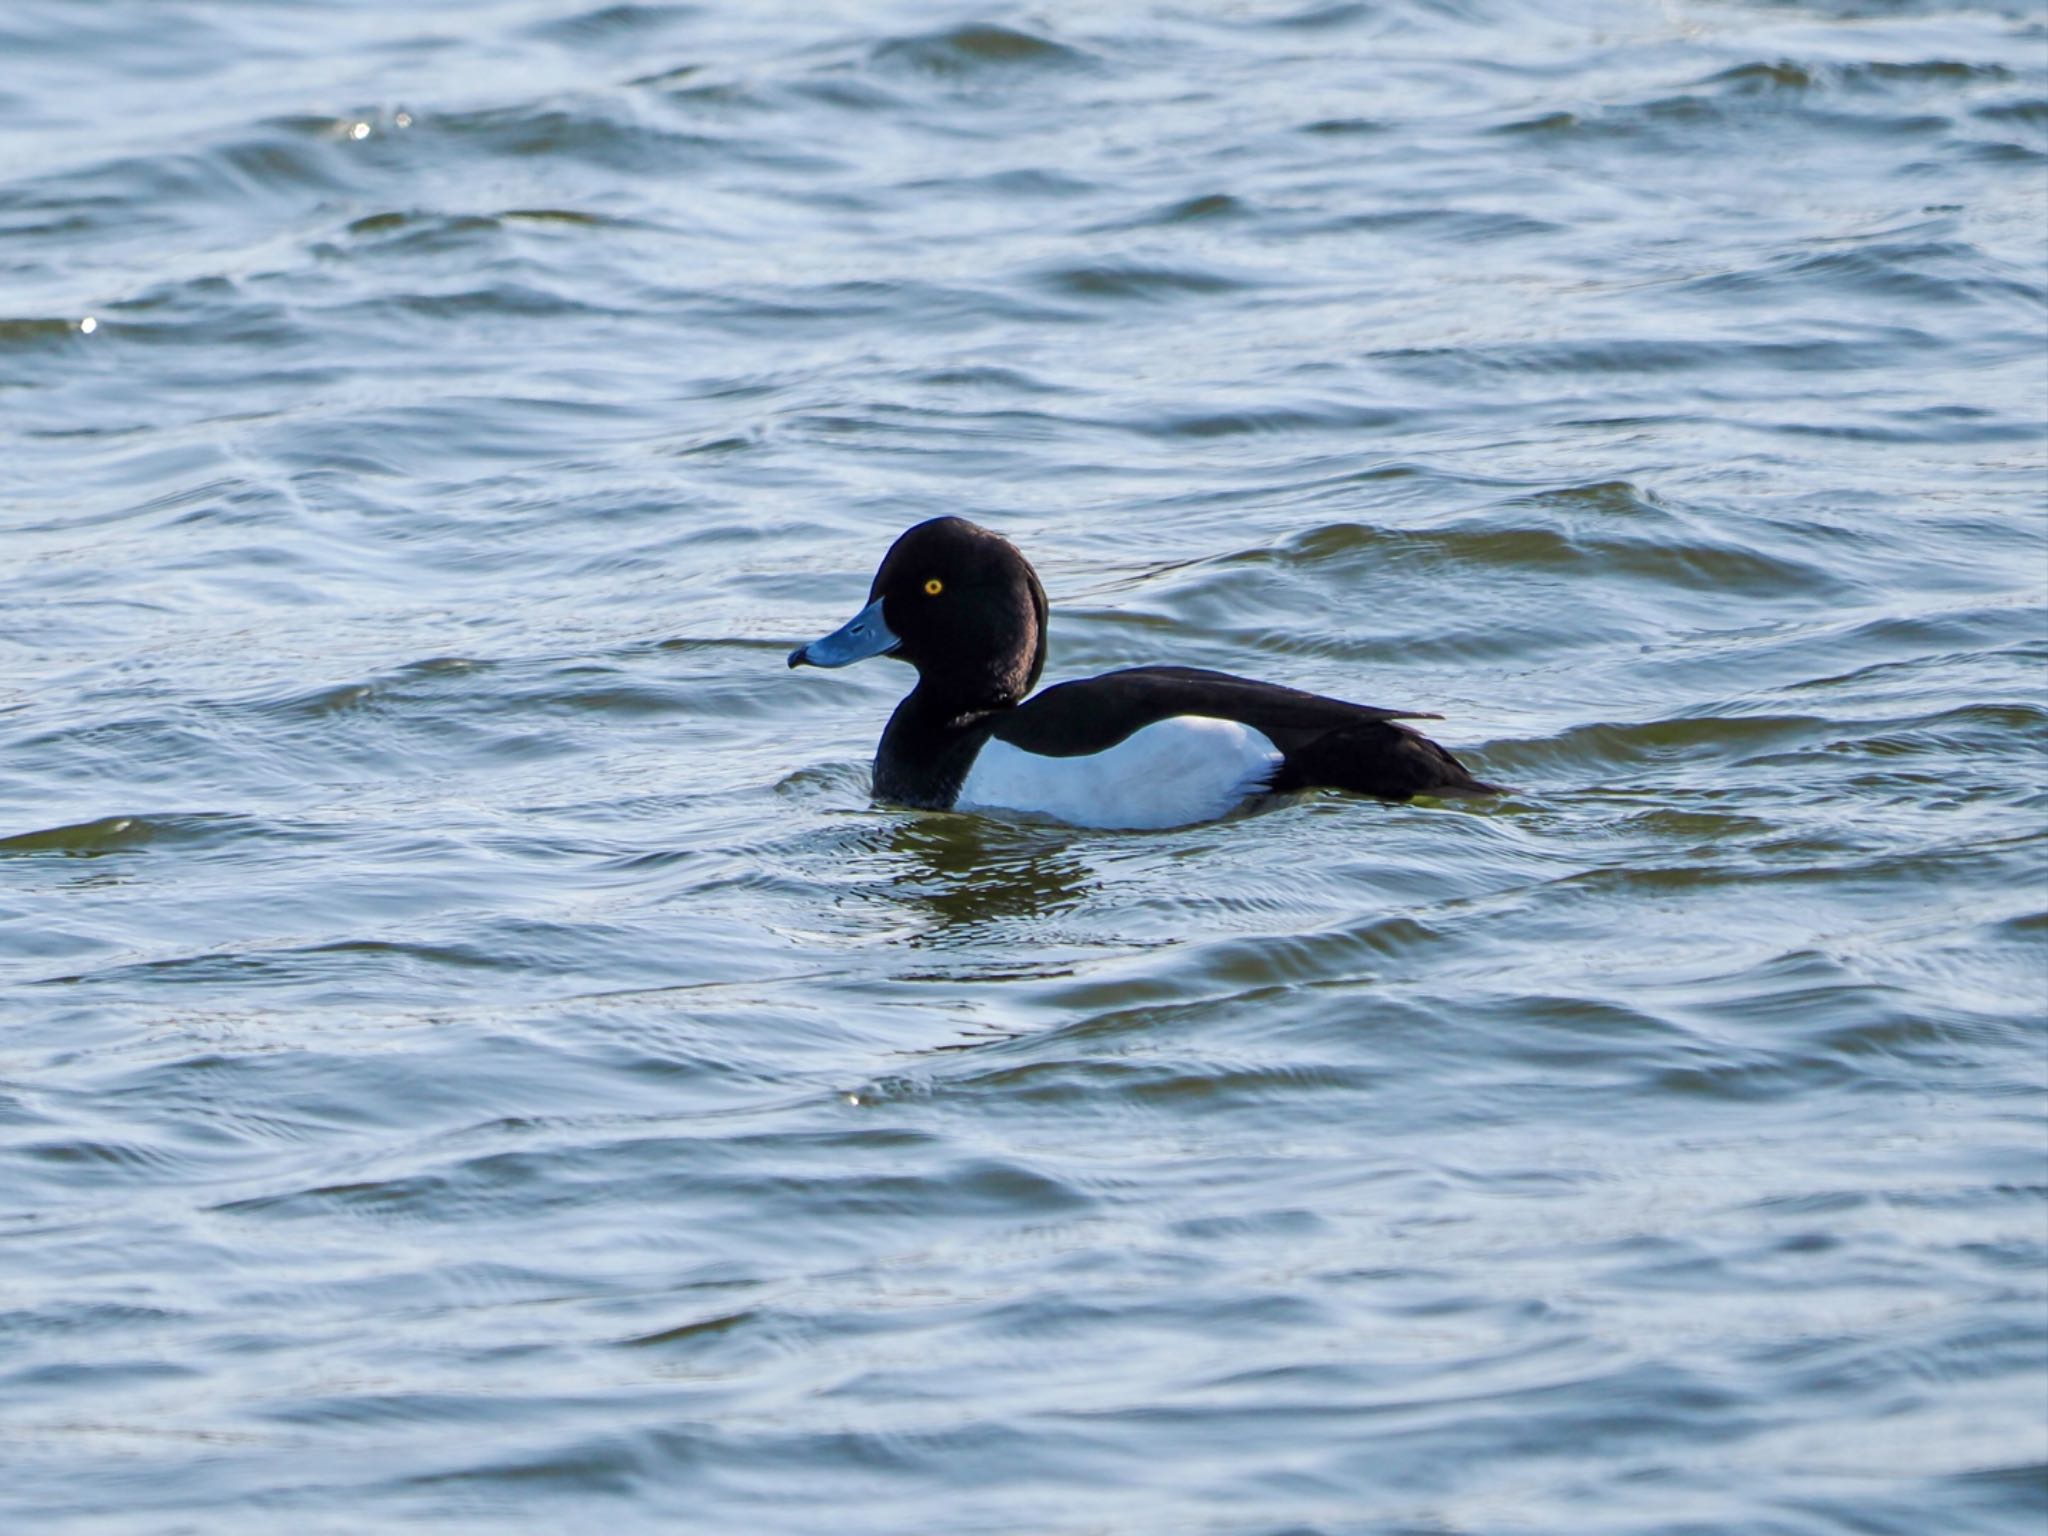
788 597 900 669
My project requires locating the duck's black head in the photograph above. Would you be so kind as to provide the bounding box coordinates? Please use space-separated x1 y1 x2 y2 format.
788 517 1048 711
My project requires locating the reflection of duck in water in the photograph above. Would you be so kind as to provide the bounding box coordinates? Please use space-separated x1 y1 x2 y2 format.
880 815 1093 935
791 517 1498 829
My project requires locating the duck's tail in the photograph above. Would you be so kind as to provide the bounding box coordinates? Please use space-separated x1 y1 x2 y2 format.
1273 721 1505 803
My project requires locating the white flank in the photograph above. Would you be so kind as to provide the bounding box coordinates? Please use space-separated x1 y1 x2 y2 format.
957 715 1282 830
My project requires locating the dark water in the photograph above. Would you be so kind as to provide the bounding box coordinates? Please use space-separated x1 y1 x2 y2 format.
4 1 2045 1530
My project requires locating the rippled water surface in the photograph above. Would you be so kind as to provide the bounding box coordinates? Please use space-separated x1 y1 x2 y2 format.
4 1 2046 1530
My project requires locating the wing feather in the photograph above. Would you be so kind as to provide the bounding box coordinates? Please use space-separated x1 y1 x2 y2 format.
989 666 1495 802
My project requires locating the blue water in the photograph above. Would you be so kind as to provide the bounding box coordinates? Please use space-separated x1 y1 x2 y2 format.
3 2 2045 1531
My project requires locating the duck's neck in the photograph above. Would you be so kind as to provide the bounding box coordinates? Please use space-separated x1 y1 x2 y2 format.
873 683 1006 810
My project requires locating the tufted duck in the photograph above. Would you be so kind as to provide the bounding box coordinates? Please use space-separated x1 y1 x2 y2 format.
789 517 1498 828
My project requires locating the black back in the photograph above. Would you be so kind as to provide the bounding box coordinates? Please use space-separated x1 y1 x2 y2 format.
990 665 1498 802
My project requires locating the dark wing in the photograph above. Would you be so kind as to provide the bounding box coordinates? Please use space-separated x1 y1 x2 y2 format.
991 666 1497 802
993 666 1434 757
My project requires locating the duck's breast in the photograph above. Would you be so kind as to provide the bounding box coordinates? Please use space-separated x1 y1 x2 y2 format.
956 715 1281 830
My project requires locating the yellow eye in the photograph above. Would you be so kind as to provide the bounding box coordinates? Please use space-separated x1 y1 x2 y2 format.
923 578 944 596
